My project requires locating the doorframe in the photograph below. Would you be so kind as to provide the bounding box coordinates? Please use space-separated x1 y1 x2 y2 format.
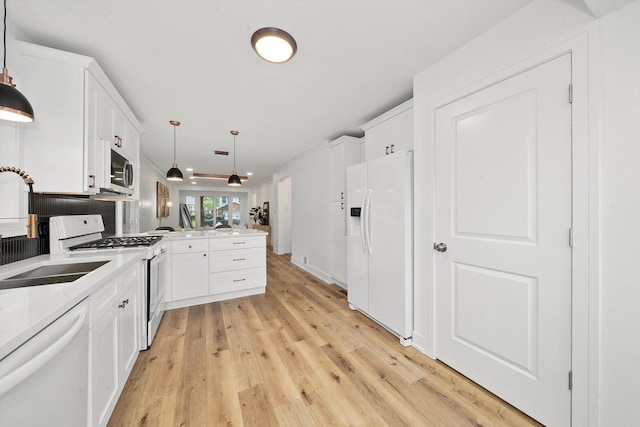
413 30 600 425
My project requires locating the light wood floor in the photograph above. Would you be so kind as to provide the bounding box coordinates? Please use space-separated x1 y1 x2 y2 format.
108 250 541 426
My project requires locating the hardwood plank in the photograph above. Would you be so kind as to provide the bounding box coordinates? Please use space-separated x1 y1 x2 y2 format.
222 299 266 392
172 304 209 426
109 250 542 427
238 384 280 427
295 339 388 426
205 349 244 427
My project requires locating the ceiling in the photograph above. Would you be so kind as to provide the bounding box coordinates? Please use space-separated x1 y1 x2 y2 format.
10 0 533 187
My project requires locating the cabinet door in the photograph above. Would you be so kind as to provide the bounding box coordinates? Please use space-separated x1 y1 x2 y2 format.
328 142 346 201
91 306 119 427
364 121 392 161
391 108 414 153
171 252 209 300
85 72 102 194
98 89 115 147
331 240 347 285
113 108 127 153
330 201 347 283
20 52 87 193
330 200 346 240
119 283 138 383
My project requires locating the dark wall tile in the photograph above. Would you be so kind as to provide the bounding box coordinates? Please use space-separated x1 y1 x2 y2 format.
1 194 115 266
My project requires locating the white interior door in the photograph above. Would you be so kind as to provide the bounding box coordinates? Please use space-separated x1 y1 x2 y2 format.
434 54 572 426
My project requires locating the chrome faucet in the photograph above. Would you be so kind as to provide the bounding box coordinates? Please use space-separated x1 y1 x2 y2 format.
0 166 38 238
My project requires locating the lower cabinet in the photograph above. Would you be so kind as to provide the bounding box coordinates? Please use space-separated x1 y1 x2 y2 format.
91 304 119 427
89 261 140 427
170 239 209 301
166 235 267 309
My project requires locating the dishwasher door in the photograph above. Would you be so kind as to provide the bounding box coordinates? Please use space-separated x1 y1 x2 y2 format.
0 299 89 427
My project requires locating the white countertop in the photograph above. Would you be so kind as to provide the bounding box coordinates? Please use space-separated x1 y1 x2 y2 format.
153 228 268 240
0 249 146 360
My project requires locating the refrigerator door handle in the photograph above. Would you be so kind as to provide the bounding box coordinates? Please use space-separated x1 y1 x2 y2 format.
364 189 373 255
360 192 367 253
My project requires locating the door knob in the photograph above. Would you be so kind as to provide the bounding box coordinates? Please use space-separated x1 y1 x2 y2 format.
433 242 447 252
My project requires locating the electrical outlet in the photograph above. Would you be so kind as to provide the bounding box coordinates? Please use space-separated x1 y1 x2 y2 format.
303 255 308 264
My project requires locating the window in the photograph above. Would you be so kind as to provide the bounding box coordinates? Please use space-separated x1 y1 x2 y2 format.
185 196 196 228
199 195 242 227
180 190 247 228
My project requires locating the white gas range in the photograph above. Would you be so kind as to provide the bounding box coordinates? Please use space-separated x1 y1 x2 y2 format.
49 215 167 348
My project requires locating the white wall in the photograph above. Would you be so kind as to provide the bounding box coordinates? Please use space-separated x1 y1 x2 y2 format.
271 142 332 282
598 2 640 424
413 0 640 424
138 154 168 232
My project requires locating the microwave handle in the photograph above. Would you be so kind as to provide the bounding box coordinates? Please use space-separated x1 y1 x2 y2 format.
123 160 130 188
126 161 134 188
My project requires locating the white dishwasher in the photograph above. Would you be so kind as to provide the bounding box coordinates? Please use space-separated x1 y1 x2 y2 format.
0 298 89 427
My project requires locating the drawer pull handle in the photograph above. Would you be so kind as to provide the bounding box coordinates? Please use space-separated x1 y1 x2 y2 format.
233 241 246 245
233 278 246 282
233 258 246 261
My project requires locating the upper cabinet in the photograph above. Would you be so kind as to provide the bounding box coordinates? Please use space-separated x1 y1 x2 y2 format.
360 99 413 161
17 41 142 195
328 136 362 202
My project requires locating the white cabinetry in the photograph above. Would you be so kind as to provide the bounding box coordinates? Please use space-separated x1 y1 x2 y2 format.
17 41 142 195
329 136 362 202
328 136 362 286
360 99 413 161
165 233 267 310
100 91 139 161
89 261 140 427
170 239 209 301
210 236 266 295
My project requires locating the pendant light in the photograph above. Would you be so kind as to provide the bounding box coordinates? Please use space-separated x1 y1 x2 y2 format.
227 130 242 186
251 27 297 63
0 0 34 122
166 120 183 181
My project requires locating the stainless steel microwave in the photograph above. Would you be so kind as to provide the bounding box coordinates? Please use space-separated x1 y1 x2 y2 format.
104 149 134 195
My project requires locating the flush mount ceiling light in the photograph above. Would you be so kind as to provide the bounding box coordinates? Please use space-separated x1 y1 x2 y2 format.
227 130 242 186
166 120 183 181
251 27 297 63
0 0 34 122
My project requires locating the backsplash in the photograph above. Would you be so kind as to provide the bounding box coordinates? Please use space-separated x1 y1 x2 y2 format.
0 194 116 266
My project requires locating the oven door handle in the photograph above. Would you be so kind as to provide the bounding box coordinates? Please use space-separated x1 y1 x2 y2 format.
0 302 88 396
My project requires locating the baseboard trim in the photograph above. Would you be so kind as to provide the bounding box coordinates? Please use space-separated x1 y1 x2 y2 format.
290 257 333 284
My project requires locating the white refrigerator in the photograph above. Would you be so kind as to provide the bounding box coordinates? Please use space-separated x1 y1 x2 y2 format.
347 150 413 343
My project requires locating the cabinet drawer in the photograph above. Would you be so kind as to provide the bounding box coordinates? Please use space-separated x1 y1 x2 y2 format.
209 236 265 251
116 262 139 295
209 247 266 272
90 280 118 326
210 268 266 294
172 239 208 254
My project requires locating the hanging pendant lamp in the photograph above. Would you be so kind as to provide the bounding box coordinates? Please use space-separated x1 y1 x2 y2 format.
166 120 183 181
0 0 34 122
227 130 242 186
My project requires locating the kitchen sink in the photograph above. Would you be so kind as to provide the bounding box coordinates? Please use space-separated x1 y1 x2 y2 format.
0 260 109 290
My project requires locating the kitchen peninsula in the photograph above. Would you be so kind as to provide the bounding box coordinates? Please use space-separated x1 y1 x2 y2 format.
164 228 268 310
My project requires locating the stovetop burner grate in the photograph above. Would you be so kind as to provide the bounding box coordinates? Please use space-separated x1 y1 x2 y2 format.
69 236 162 251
